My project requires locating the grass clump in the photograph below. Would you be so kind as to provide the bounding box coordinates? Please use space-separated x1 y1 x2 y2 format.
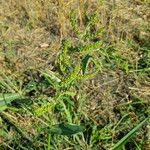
0 0 150 149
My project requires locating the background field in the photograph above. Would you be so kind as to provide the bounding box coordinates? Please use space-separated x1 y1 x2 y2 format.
0 0 150 149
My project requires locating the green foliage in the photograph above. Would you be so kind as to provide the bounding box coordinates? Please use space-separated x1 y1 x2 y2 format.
41 70 61 90
81 54 92 75
138 45 150 72
70 10 104 40
32 11 104 144
57 39 72 75
79 55 101 79
69 41 103 53
0 73 20 93
37 10 102 118
112 118 148 150
49 123 85 135
70 10 80 36
60 64 80 87
34 99 53 116
0 93 21 112
0 0 150 150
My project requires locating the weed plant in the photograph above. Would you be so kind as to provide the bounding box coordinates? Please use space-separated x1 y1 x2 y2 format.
0 1 150 150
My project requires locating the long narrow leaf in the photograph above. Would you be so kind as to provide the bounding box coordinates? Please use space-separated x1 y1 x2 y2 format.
49 123 85 135
81 54 92 75
0 93 21 112
79 57 101 79
112 118 148 150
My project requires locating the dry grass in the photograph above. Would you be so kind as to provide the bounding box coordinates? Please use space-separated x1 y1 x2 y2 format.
0 0 150 149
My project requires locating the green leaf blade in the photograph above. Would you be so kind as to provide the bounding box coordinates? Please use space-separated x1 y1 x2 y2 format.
0 93 21 112
112 118 149 150
49 123 85 135
81 54 92 75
